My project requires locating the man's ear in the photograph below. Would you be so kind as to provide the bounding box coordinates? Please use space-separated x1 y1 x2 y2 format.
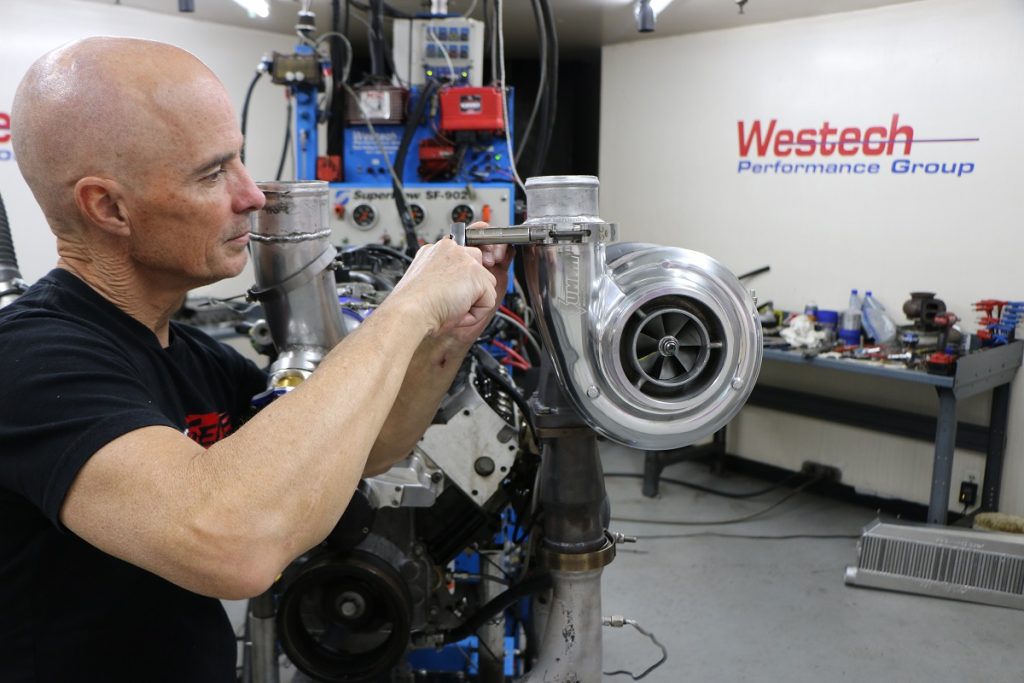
74 177 132 237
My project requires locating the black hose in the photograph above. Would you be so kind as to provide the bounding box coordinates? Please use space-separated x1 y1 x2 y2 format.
275 99 293 181
470 344 536 440
533 0 558 177
327 1 348 159
343 243 413 264
369 0 387 79
240 70 263 165
0 192 21 282
515 0 547 163
443 572 551 644
737 265 770 280
392 79 440 257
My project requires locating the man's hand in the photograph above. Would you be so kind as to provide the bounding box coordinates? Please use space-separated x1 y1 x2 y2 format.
390 235 498 338
446 221 514 346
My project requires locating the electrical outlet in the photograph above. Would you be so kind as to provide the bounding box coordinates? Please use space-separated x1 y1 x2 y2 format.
958 480 979 507
800 461 842 483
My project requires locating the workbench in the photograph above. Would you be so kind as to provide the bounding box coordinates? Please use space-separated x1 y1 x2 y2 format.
642 341 1023 525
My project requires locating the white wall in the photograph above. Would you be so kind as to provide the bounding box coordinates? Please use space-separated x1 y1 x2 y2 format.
600 0 1024 515
0 0 297 298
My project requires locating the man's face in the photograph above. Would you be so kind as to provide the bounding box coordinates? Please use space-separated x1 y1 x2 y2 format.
120 77 265 291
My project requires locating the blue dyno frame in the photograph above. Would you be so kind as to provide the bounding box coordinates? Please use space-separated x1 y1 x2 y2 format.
289 54 529 678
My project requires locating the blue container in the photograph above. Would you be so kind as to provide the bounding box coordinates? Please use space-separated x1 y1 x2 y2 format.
816 310 838 330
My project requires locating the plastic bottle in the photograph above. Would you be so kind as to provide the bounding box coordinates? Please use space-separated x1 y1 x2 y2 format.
838 289 862 346
862 291 897 344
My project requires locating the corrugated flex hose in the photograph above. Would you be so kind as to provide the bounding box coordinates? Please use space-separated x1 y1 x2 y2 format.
0 191 22 282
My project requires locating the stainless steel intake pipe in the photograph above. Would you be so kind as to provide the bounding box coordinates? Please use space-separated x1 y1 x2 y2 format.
248 181 347 387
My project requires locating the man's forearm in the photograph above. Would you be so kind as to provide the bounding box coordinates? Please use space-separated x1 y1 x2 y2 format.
363 333 473 475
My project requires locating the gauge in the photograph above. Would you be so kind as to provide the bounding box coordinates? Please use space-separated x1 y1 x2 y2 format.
451 204 474 224
409 203 426 226
351 203 377 230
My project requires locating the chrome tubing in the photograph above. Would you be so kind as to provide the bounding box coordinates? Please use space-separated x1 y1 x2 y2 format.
521 175 762 451
519 569 604 683
249 181 346 385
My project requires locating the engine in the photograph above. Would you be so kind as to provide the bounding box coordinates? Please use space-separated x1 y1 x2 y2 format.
242 176 761 682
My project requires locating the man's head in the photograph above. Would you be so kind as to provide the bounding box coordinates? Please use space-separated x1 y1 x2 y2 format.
12 37 265 290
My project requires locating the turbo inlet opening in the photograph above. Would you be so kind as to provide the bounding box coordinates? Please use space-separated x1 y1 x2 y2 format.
620 295 726 401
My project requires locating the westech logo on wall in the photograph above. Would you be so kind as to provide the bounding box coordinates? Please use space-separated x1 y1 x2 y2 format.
737 114 976 178
0 111 12 162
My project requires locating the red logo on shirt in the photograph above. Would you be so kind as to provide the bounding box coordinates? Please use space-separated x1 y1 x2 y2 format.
185 412 233 447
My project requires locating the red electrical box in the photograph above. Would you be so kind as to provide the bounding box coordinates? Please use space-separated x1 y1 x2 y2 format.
439 86 505 134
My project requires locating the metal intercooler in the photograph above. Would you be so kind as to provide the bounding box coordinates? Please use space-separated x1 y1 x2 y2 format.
845 520 1024 610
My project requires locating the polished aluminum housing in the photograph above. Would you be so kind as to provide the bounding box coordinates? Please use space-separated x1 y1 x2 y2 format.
522 176 762 450
249 181 346 383
846 520 1024 610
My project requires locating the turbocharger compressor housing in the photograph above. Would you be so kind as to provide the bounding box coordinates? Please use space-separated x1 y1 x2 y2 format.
522 176 762 451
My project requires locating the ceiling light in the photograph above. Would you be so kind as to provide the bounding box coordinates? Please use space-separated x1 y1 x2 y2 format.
232 0 270 18
650 0 674 16
635 0 655 32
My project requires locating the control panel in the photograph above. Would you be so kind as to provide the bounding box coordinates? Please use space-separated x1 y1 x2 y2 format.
330 182 514 249
392 18 485 87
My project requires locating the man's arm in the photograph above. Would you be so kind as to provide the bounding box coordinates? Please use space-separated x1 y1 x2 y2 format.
60 239 497 600
363 236 513 475
362 334 471 476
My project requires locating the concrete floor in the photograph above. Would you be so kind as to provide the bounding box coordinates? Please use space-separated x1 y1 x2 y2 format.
227 444 1024 681
598 444 1024 683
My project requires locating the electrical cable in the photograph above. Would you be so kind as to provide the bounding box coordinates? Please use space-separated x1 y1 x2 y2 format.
498 304 525 327
275 97 293 181
495 0 526 193
602 617 668 681
492 339 530 369
511 276 534 326
317 30 354 163
316 31 354 84
463 0 480 17
470 345 536 441
240 69 264 164
392 79 442 256
515 0 547 164
427 30 457 81
486 0 497 85
473 546 513 581
604 471 803 500
610 477 821 526
342 243 414 264
494 311 543 360
636 532 862 541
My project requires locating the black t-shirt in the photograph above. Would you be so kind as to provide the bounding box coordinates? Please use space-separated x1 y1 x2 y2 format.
0 269 267 682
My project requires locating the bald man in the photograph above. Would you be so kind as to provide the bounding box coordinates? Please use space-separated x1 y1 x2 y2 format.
0 37 510 681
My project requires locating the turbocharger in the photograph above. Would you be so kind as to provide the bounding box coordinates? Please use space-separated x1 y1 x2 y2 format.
459 175 762 451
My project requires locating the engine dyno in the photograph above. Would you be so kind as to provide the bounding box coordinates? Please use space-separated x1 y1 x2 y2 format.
242 176 761 683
